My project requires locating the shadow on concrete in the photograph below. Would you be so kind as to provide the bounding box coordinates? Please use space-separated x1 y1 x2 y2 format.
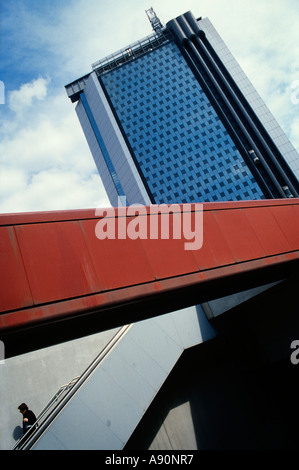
125 335 299 450
125 277 299 450
13 426 23 442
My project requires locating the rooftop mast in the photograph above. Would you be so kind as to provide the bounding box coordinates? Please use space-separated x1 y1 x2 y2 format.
145 7 163 35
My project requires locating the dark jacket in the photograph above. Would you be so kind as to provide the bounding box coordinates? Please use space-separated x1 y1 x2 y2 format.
22 409 37 433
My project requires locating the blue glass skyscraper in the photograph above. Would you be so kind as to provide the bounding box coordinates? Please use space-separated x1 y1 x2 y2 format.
66 11 299 208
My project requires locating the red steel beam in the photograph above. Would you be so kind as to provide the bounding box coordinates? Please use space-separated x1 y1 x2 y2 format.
1 199 299 356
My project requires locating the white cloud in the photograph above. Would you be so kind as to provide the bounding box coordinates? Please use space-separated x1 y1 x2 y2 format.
8 76 49 116
0 167 27 200
0 79 110 213
3 98 82 172
290 115 299 149
0 168 109 214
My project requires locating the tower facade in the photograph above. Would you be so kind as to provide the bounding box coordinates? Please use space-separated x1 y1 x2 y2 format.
66 11 299 208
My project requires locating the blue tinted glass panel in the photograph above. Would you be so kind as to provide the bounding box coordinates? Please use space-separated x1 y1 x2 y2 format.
101 41 264 204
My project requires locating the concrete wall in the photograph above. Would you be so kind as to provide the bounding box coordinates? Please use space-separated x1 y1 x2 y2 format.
28 306 215 449
125 279 299 450
0 328 119 450
126 335 299 450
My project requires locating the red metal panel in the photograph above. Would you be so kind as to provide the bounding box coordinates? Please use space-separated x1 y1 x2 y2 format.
15 221 101 304
0 208 97 226
0 198 299 353
0 251 297 335
268 204 299 252
244 207 293 256
192 210 236 269
140 213 200 279
80 219 156 290
211 207 267 262
0 227 33 311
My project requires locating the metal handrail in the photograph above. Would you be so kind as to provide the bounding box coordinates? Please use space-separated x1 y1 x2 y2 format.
13 324 132 450
12 375 80 450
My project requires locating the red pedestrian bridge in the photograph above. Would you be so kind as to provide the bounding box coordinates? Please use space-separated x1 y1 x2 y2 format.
1 199 299 356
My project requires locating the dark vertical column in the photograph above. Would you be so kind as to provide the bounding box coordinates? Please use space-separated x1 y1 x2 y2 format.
166 12 299 198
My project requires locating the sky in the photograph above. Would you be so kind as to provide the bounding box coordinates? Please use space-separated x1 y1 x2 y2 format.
0 0 298 214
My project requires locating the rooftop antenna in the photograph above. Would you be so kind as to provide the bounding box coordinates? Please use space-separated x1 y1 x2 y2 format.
145 7 163 35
